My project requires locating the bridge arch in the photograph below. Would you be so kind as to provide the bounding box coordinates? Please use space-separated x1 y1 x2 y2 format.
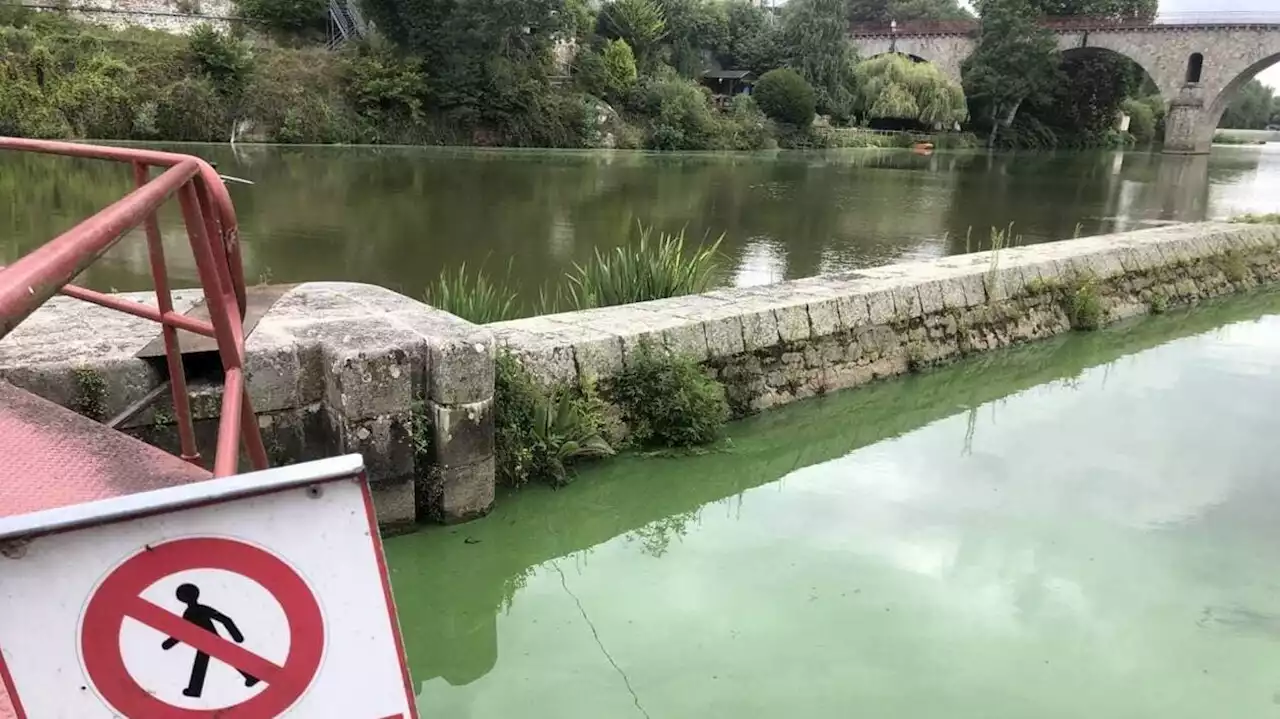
1199 52 1280 148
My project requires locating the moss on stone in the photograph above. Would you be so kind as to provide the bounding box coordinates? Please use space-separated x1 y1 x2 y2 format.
71 367 107 421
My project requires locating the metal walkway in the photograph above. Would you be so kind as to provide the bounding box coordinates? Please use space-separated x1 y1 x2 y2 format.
0 139 270 717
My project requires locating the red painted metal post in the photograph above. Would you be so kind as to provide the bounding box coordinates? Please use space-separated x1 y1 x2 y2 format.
133 162 200 464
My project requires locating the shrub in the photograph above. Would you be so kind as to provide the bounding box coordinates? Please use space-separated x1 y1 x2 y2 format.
154 76 228 140
187 23 253 98
343 46 426 130
566 225 722 309
1066 275 1104 331
754 68 815 127
1122 97 1155 144
1233 213 1280 224
633 75 719 150
494 353 613 488
601 38 638 98
611 344 729 447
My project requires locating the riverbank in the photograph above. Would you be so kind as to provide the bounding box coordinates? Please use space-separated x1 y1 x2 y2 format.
3 221 1279 530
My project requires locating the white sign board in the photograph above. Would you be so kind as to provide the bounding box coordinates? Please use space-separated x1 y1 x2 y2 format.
0 455 418 719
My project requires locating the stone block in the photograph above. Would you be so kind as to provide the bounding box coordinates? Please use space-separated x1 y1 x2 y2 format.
434 457 497 524
891 285 924 319
954 273 987 307
243 327 303 414
663 322 710 362
865 289 896 325
505 340 577 386
431 398 494 469
741 309 780 352
323 342 414 421
836 293 871 330
427 335 494 406
369 475 417 530
332 411 415 486
806 299 841 339
774 303 811 343
574 334 625 382
918 280 945 315
703 313 746 359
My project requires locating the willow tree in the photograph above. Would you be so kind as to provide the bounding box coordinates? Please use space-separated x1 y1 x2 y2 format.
853 54 967 127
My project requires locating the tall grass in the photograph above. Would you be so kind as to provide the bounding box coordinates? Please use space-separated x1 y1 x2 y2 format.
424 261 522 324
425 225 724 323
565 226 723 310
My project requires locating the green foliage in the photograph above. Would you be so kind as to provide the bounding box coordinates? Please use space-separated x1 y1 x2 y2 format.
963 0 1061 147
853 53 966 127
1122 96 1156 143
187 24 254 98
601 38 638 97
424 262 523 323
235 0 327 34
781 0 858 120
611 344 729 447
659 0 729 77
633 74 721 149
720 0 784 74
754 68 816 126
1030 0 1156 20
566 225 722 309
1066 274 1104 331
1233 213 1280 224
600 0 667 66
343 45 426 130
848 0 972 22
494 352 613 488
1220 80 1277 131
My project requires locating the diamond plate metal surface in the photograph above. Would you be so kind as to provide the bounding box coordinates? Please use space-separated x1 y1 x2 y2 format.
0 381 211 519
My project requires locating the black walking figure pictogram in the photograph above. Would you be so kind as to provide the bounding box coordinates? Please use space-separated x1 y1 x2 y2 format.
160 583 261 698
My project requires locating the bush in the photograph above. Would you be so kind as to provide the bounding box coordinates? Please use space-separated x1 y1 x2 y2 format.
155 76 228 141
236 0 327 34
187 24 253 98
754 68 815 127
633 75 720 150
1121 97 1155 144
494 353 613 488
611 344 729 447
601 38 637 98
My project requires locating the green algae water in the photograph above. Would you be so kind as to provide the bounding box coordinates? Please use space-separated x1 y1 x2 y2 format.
386 290 1280 718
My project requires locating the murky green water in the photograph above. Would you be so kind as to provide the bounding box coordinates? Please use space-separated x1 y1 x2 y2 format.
1 144 1278 299
386 290 1280 718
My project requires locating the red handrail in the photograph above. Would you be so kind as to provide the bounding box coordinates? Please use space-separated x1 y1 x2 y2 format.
0 138 267 478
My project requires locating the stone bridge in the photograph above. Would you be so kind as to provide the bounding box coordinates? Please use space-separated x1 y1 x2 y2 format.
849 18 1280 154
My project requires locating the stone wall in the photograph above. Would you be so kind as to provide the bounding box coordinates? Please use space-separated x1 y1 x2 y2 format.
3 223 1278 530
489 222 1280 416
22 0 237 33
0 282 494 531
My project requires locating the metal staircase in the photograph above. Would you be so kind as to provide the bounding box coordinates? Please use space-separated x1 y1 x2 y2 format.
328 0 367 49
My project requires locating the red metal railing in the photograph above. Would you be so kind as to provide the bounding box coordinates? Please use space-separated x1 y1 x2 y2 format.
0 138 267 478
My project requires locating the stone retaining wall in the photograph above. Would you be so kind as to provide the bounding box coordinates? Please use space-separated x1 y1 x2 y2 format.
3 222 1278 529
0 282 494 530
22 0 237 32
489 222 1280 415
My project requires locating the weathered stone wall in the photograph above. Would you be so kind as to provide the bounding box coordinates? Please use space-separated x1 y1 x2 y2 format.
490 223 1280 416
23 0 237 32
0 282 494 530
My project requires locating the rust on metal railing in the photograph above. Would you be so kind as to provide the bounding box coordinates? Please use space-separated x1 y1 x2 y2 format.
0 137 267 478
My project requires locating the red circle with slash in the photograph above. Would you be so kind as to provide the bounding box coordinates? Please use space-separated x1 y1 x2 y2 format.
80 537 325 718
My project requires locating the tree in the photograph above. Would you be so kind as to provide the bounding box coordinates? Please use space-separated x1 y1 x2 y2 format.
848 0 972 23
853 54 966 127
602 39 639 97
755 68 816 126
1219 80 1276 130
782 0 859 120
658 0 729 77
600 0 668 68
963 0 1061 147
721 1 785 74
1030 0 1156 20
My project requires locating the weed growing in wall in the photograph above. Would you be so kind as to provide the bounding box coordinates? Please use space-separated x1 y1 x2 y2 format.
1066 274 1105 330
611 344 729 448
72 367 107 421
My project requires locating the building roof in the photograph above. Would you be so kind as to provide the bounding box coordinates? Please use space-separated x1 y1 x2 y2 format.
702 70 755 80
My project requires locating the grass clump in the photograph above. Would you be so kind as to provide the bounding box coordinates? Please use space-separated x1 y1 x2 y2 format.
1217 249 1251 284
1232 213 1280 224
424 261 522 324
494 352 613 488
566 225 722 311
611 344 728 448
1066 274 1105 331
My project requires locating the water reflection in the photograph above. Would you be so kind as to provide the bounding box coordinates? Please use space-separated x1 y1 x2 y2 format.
384 289 1280 703
1 146 1276 302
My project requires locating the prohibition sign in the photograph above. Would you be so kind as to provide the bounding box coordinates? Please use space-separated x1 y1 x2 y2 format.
79 537 325 718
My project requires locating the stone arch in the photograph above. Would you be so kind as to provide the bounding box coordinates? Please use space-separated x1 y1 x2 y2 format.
1198 52 1280 146
849 35 974 88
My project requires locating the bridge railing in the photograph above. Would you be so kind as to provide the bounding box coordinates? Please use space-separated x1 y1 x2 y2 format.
849 11 1280 36
0 138 267 478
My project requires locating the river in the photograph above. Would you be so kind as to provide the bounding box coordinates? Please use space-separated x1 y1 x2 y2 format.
1 144 1278 300
386 288 1280 717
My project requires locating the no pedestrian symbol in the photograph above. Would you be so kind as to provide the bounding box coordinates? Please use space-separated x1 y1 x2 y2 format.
79 537 325 718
